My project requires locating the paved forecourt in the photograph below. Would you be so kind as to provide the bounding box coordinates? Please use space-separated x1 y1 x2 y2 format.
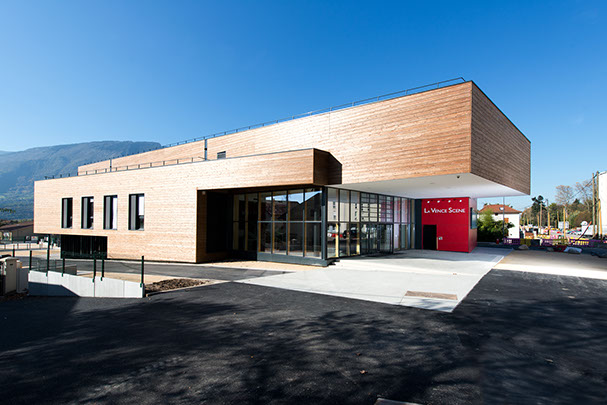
237 247 509 312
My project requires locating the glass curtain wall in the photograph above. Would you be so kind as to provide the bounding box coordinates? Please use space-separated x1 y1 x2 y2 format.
234 188 322 258
234 187 413 261
326 187 414 258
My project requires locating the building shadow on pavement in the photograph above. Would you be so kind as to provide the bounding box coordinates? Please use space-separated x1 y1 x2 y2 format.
1 270 606 405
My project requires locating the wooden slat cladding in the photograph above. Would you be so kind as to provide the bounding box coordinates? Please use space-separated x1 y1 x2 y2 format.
470 83 531 195
35 149 323 262
79 141 208 174
79 83 475 183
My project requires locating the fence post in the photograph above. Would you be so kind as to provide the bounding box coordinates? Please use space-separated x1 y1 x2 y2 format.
101 259 105 280
46 235 50 273
93 258 97 282
29 250 32 271
12 246 15 257
62 258 65 276
140 255 144 287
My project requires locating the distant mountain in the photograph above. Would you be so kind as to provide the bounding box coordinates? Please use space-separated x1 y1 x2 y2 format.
0 141 161 220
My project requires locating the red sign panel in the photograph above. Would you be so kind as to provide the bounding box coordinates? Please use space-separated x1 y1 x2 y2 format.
421 197 476 253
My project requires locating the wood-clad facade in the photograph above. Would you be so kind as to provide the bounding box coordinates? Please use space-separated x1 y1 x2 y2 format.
35 81 530 264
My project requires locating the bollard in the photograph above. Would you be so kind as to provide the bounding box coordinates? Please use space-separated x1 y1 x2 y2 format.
140 256 144 287
62 258 65 276
93 258 97 282
13 246 15 257
101 259 105 280
29 250 33 271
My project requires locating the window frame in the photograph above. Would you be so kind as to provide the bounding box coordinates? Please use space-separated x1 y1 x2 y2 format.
128 194 145 231
61 197 73 229
103 195 118 230
81 196 94 229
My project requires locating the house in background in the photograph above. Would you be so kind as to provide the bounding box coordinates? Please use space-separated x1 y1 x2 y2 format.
480 204 522 238
0 221 37 242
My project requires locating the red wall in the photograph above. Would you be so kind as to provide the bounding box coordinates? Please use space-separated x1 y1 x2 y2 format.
421 197 476 253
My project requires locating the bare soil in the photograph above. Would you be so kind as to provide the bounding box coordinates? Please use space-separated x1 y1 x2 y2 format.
145 278 209 294
0 292 28 303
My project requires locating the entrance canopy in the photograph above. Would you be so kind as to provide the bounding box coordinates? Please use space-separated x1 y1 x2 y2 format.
331 172 527 199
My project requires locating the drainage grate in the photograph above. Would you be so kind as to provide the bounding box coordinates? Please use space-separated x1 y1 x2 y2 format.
404 291 457 300
375 398 423 405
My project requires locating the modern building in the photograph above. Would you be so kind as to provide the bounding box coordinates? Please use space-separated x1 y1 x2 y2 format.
480 204 522 238
34 79 531 265
598 171 606 237
0 221 37 242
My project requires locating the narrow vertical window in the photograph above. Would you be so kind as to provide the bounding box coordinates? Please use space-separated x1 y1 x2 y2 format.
104 195 118 230
61 198 73 228
81 197 94 229
129 194 145 230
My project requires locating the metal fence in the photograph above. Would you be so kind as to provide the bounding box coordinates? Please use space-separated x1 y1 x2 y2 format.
0 241 48 252
20 254 146 287
503 237 607 249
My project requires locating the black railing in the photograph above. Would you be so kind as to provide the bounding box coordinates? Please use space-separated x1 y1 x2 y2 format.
43 77 466 180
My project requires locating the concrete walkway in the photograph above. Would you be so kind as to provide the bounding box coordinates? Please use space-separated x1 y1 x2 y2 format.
494 249 607 279
238 247 509 312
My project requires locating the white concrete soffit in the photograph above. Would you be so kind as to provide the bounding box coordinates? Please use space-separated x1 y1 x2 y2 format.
331 173 527 199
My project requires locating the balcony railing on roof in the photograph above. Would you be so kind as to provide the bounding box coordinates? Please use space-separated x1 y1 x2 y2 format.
43 77 466 180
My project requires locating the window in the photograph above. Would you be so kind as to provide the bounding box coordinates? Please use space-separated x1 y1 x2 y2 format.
305 222 322 257
339 190 350 222
245 188 322 258
288 189 305 221
350 191 360 222
273 190 288 221
217 151 226 159
305 188 322 221
232 193 258 252
327 188 338 222
104 195 118 230
81 197 94 229
61 198 73 229
129 194 145 230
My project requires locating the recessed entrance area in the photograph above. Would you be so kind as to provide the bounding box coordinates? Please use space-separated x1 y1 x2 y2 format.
225 186 417 265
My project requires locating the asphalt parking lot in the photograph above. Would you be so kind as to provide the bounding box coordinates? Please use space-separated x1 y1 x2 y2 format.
1 268 607 404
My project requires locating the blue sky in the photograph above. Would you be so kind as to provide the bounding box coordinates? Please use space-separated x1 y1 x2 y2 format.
0 1 605 210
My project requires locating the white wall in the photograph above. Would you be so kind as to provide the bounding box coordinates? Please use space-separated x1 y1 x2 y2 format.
600 171 607 236
492 212 521 238
28 271 144 298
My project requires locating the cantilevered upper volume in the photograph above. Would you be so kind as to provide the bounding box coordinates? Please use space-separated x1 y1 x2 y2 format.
34 80 530 263
75 80 530 197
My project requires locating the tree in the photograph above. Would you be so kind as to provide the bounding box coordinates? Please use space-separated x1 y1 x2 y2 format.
574 180 593 211
478 209 514 242
547 203 560 227
555 185 575 226
531 195 546 226
555 185 574 207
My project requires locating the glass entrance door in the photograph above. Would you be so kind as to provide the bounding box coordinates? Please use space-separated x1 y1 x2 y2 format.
378 224 393 254
360 223 379 255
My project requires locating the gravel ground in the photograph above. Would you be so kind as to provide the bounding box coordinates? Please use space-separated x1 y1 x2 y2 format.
145 278 211 293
